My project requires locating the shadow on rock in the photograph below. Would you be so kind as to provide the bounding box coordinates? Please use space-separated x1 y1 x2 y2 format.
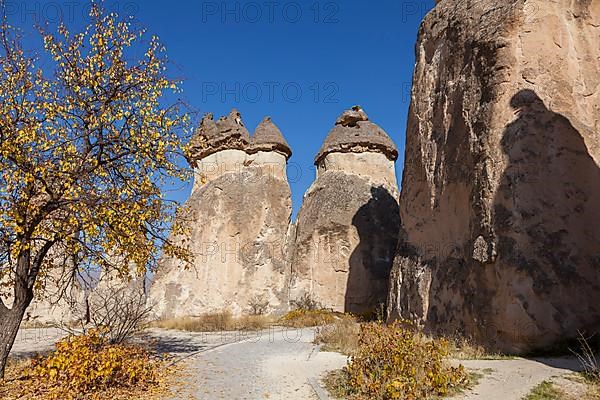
346 186 399 314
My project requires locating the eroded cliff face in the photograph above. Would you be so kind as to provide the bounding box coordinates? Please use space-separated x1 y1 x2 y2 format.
389 0 600 353
289 108 400 314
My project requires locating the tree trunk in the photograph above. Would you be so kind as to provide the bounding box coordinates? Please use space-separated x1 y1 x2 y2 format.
0 304 28 379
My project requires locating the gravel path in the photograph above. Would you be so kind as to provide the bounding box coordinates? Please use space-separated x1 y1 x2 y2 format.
10 327 68 358
164 327 348 400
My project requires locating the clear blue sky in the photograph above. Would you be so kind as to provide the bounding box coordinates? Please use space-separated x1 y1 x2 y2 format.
7 0 435 216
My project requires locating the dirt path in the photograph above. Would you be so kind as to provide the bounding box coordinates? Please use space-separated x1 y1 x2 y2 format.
456 357 581 400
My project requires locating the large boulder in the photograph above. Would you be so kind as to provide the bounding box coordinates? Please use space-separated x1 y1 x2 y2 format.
149 111 293 317
388 0 600 353
289 107 400 314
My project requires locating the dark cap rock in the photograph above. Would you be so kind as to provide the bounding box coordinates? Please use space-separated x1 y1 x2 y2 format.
314 106 398 165
186 109 251 166
247 117 292 159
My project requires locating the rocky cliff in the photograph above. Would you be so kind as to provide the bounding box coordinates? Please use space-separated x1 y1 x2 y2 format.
388 0 600 353
149 110 293 317
289 107 400 314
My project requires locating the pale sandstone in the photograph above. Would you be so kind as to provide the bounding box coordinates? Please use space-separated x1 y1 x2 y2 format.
289 108 400 313
150 111 292 317
388 0 600 353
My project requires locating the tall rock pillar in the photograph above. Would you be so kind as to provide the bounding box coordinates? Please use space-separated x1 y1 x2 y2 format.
388 0 600 353
289 107 400 314
150 110 293 317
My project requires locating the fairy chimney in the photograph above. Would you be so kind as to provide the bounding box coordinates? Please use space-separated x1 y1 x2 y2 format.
150 109 293 317
288 106 400 314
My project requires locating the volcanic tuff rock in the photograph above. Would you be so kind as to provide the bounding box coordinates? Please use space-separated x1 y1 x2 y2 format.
149 110 293 317
289 107 400 314
186 109 251 165
388 0 600 352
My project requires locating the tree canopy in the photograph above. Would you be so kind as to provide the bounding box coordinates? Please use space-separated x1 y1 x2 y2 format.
0 2 194 377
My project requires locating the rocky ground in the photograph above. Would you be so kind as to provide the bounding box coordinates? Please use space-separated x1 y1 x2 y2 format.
10 327 587 400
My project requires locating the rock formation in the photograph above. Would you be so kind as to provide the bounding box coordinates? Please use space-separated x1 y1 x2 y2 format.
388 0 600 353
289 107 400 314
149 110 293 318
2 248 87 326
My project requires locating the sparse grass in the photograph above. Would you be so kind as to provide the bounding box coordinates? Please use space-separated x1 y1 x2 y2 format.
448 336 515 360
582 384 600 400
573 332 600 385
565 374 600 400
323 369 353 399
151 311 272 332
314 316 360 355
524 381 565 400
19 321 58 329
279 308 340 328
522 377 600 400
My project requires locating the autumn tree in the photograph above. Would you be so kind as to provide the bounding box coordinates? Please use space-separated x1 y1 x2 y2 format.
0 2 192 377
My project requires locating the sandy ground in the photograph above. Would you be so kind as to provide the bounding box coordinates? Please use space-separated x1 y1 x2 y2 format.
456 357 582 400
11 327 584 400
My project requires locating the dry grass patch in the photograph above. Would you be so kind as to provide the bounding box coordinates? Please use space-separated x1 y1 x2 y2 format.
523 376 600 400
152 311 272 332
447 336 515 360
315 316 360 355
279 308 340 328
0 329 171 400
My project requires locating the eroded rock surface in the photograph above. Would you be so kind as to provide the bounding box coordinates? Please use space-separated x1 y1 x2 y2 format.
150 111 292 317
388 0 600 353
290 108 400 314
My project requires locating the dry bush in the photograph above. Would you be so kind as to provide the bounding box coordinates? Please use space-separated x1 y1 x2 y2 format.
282 292 340 328
573 332 600 384
153 312 271 332
248 295 270 316
315 317 360 355
447 336 514 360
447 336 488 359
353 302 387 323
77 281 153 344
289 292 322 311
329 321 469 400
0 329 168 400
